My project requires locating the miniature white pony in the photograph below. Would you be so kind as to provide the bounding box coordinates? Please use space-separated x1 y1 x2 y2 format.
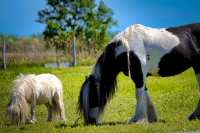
7 73 66 124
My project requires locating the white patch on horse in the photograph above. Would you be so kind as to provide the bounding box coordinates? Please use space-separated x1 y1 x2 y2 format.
114 37 130 57
113 24 181 76
135 24 180 75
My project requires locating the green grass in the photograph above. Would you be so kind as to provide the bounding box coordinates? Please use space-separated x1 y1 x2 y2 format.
0 66 200 133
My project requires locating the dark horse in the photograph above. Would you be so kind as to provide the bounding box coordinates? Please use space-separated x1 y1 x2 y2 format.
78 23 200 124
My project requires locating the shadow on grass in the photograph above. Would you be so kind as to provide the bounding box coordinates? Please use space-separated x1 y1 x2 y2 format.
4 119 166 130
55 119 166 129
54 121 127 129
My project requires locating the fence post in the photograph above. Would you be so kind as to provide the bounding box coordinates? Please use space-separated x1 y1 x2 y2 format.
2 36 6 70
72 31 77 66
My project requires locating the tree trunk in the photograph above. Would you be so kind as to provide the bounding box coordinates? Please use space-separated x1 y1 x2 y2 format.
72 31 77 66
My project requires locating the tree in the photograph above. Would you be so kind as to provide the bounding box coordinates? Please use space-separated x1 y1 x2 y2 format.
83 0 117 50
38 0 117 66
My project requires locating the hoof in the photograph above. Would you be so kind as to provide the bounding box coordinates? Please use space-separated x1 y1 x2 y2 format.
128 117 148 124
188 112 200 120
27 119 37 124
85 118 100 125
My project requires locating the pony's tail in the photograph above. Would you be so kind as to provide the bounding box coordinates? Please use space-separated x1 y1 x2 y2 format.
7 94 30 124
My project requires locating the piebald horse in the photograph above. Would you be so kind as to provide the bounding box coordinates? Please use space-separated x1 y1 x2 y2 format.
78 23 200 124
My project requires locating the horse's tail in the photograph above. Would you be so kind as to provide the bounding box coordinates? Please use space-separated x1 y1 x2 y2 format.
7 93 30 124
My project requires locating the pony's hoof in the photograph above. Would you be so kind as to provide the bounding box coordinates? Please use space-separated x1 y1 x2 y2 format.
27 119 37 124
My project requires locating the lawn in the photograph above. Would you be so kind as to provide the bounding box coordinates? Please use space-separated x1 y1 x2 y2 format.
0 65 200 133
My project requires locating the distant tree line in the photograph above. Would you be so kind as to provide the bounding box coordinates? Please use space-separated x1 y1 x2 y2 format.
37 0 117 66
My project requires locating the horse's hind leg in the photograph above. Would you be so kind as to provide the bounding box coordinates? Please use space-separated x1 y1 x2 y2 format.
189 62 200 120
53 94 66 121
57 99 66 121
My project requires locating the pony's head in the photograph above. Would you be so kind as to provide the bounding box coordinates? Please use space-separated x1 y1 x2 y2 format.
7 74 35 124
78 40 130 124
7 93 30 124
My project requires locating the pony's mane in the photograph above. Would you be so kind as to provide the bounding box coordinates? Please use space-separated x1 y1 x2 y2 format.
12 74 36 95
7 74 36 124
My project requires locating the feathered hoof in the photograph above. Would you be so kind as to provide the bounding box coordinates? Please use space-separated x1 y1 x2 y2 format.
188 112 200 121
27 119 37 124
128 117 149 124
85 118 101 125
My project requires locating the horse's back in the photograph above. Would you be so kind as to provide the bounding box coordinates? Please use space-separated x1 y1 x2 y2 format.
122 24 200 76
35 74 63 104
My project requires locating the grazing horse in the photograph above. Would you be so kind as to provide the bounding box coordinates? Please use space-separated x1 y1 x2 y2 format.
78 23 200 124
7 73 66 124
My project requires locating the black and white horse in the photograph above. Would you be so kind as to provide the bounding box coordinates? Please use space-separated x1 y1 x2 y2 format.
78 23 200 124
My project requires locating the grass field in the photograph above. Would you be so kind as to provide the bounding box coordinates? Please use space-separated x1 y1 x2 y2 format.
0 65 200 133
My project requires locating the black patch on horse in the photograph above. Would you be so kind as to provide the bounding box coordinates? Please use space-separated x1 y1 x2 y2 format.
158 23 200 76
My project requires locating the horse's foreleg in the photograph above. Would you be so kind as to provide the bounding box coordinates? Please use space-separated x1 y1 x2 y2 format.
129 86 149 123
128 54 150 123
46 103 53 121
29 102 37 124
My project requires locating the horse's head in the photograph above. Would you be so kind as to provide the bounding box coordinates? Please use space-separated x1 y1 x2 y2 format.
78 74 101 125
78 40 130 125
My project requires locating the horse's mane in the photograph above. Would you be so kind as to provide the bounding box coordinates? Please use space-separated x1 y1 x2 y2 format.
12 74 36 96
97 41 122 111
7 74 36 124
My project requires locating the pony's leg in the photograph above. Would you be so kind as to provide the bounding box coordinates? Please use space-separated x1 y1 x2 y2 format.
57 98 66 121
53 94 66 121
46 103 53 121
189 63 200 120
29 102 37 123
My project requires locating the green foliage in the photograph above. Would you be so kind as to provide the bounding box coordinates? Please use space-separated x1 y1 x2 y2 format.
1 66 200 132
83 0 117 50
37 0 117 57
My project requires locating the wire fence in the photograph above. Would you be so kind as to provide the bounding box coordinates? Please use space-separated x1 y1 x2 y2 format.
0 39 98 68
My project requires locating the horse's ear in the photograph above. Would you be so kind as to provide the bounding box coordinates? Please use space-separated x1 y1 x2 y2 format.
85 76 88 80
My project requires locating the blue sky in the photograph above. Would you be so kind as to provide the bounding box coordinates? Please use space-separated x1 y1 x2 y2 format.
0 0 200 36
